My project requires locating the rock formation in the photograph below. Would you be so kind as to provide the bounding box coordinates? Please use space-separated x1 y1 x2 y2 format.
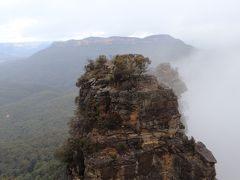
154 63 187 98
57 54 216 180
154 62 188 132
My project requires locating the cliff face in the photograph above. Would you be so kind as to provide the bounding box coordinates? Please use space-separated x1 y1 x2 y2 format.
65 54 216 180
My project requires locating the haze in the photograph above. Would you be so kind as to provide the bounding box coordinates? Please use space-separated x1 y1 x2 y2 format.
1 0 240 179
173 48 240 179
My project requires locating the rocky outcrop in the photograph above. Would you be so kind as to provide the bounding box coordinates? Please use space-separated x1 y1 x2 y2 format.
64 54 216 180
154 63 187 98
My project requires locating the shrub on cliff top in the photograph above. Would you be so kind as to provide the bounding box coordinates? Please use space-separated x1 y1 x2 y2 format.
77 55 109 87
112 54 151 81
76 54 151 87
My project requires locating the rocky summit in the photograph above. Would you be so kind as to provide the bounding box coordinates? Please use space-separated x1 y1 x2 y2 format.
58 54 216 180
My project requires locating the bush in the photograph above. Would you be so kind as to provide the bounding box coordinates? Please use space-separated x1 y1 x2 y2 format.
95 55 107 69
77 54 151 87
112 54 151 82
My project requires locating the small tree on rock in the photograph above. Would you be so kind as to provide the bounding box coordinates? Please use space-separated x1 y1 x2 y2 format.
112 54 151 81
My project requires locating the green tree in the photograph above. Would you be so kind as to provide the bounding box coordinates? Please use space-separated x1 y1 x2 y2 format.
112 54 151 81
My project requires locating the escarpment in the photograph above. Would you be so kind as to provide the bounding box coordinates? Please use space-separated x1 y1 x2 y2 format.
57 54 217 180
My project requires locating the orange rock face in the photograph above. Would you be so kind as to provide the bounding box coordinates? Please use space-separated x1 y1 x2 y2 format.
66 55 216 180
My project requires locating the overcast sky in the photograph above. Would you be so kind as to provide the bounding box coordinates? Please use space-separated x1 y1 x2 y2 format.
0 0 240 47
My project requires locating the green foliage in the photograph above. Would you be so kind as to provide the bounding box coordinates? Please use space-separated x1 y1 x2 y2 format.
112 54 151 81
95 55 108 68
84 55 108 74
0 139 67 180
77 54 151 87
77 55 109 87
0 92 75 179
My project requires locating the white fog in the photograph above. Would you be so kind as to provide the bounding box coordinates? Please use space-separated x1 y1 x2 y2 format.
174 48 240 179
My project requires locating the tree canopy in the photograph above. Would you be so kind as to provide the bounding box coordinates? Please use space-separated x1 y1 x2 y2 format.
77 54 151 87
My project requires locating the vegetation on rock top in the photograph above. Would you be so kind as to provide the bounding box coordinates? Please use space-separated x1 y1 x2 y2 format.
77 54 151 87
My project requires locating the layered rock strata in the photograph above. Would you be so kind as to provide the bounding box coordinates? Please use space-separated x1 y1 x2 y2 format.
67 55 216 180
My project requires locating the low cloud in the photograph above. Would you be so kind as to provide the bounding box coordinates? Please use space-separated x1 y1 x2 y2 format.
173 47 240 179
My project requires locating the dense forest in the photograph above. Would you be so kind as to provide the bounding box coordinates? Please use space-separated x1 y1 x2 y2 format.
0 93 74 179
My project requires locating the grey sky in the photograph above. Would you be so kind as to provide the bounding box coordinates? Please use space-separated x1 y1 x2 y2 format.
1 0 240 47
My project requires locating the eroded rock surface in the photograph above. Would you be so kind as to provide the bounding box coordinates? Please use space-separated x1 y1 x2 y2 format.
64 54 216 180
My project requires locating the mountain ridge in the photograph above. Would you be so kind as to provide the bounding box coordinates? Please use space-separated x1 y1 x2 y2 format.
51 34 192 47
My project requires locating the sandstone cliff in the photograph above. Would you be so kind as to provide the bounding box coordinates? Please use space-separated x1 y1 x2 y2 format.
57 54 216 180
